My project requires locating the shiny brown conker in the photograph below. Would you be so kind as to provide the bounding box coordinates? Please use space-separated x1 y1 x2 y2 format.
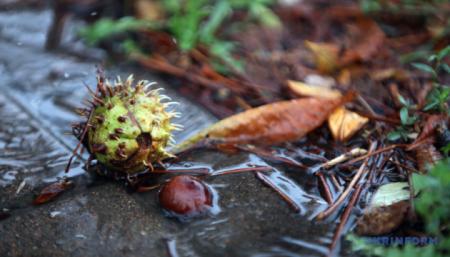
158 175 212 217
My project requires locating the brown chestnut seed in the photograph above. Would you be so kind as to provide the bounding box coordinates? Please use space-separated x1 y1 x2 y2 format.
159 175 212 217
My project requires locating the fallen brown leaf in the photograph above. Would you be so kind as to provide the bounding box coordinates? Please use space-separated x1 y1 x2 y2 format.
175 92 355 151
33 180 74 205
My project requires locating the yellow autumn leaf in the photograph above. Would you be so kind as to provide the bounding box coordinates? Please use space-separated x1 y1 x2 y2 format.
287 80 342 99
304 41 339 74
328 107 368 141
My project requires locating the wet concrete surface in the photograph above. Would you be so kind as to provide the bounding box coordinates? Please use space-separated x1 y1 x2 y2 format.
0 6 354 257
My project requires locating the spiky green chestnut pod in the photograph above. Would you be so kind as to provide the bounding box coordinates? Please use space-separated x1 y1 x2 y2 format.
80 74 182 174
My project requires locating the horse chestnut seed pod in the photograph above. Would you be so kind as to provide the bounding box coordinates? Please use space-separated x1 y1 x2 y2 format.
74 74 182 174
159 175 212 218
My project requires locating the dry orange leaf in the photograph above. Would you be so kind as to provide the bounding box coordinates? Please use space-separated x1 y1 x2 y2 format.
175 93 355 151
328 106 368 141
287 80 342 99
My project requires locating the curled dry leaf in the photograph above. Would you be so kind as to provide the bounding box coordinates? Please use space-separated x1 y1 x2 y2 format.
355 182 410 236
33 180 74 205
175 92 355 151
328 107 368 141
321 148 367 169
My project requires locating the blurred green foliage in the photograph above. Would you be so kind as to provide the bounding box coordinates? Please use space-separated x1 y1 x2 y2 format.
387 94 418 142
419 46 450 113
360 0 449 14
388 46 450 142
78 17 158 45
79 0 280 73
163 0 280 72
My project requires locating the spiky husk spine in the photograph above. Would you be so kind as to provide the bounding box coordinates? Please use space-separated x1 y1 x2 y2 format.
78 74 182 174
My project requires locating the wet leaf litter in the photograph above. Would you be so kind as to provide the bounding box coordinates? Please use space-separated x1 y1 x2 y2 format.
1 1 446 257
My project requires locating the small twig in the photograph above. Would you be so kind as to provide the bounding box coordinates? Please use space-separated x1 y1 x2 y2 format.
330 174 342 191
165 238 180 257
151 168 211 175
133 54 247 94
211 166 273 176
317 173 333 204
370 150 393 185
357 95 376 116
328 183 364 256
16 180 26 195
345 144 404 166
316 143 376 220
390 160 419 174
357 112 401 124
65 107 94 173
136 184 161 193
235 145 307 168
321 148 367 169
255 171 300 212
329 147 386 254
